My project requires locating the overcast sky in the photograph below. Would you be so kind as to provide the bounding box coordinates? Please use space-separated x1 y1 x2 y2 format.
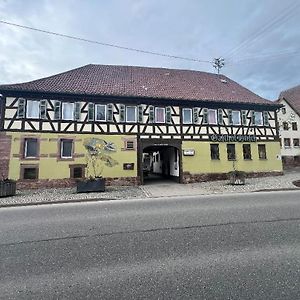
0 0 299 100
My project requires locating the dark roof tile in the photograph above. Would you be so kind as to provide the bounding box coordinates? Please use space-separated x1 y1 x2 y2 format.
0 64 274 106
280 84 300 116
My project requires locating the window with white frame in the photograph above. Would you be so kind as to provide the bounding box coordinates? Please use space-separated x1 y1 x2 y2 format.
284 138 291 148
62 103 74 120
155 107 165 123
24 138 38 158
182 108 192 124
253 111 263 126
26 100 40 119
126 106 137 122
208 109 217 124
60 139 73 158
232 111 241 125
293 138 300 147
95 104 106 121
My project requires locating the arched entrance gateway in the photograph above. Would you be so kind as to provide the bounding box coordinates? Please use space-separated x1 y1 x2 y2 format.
138 139 183 185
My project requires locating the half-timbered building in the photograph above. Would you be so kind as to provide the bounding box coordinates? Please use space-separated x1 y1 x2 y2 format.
0 64 283 188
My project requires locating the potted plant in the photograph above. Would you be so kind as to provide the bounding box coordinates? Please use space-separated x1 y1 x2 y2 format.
76 138 119 193
0 178 16 197
228 160 246 185
228 170 246 185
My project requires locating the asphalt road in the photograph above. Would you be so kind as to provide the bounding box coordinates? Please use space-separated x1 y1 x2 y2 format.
1 191 300 299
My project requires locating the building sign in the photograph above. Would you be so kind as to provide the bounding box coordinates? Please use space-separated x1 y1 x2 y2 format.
123 163 134 170
209 134 257 142
183 149 195 156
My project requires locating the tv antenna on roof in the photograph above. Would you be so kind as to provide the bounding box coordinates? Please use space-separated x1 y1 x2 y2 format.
213 57 225 74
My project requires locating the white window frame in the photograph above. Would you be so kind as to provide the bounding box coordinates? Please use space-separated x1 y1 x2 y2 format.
155 107 165 123
95 104 106 122
62 102 74 121
26 100 40 119
208 109 217 125
126 106 137 123
24 138 38 158
254 111 263 126
182 108 192 124
232 110 241 125
60 139 73 159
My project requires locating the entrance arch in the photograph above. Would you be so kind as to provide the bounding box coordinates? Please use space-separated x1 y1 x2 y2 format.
138 139 182 185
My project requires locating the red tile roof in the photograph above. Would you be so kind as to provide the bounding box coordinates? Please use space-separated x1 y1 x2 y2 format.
0 64 275 106
280 85 300 116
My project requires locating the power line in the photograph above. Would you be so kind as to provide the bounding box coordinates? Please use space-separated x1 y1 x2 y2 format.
224 1 300 61
227 51 300 67
227 49 300 65
0 20 212 65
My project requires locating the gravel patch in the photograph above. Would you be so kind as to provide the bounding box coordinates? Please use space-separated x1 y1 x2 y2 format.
1 171 299 207
0 186 147 207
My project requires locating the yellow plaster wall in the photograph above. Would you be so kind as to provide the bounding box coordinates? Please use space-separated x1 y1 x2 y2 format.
7 132 137 180
182 141 282 174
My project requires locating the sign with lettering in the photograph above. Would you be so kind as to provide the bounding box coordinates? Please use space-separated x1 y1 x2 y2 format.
183 149 195 156
209 134 257 142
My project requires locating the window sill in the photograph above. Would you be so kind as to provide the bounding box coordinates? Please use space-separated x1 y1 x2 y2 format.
22 157 40 161
259 158 268 160
58 157 75 161
243 158 252 161
211 158 220 161
228 159 236 161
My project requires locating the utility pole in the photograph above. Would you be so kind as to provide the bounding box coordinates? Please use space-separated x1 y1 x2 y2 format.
213 57 225 74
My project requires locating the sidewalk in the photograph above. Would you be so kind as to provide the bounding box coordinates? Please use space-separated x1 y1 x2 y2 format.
0 170 299 207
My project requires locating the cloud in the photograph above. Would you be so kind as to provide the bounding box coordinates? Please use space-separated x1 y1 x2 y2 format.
0 0 299 100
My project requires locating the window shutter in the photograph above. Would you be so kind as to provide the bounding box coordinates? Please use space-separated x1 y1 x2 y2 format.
228 109 233 125
17 98 26 118
138 105 144 123
39 100 47 119
149 105 154 123
193 108 199 124
166 106 172 123
202 108 208 124
87 103 94 121
251 111 256 125
107 104 113 122
119 104 125 122
74 102 81 121
217 109 223 124
263 111 269 126
54 101 61 120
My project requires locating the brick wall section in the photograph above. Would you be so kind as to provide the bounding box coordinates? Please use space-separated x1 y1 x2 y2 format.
0 133 12 179
17 176 140 189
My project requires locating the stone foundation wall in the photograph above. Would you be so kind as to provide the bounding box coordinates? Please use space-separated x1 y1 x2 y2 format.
17 177 140 190
0 133 12 179
183 171 283 184
282 156 300 168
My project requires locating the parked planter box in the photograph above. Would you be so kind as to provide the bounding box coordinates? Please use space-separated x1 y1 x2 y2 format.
0 180 17 197
76 178 105 193
228 171 246 185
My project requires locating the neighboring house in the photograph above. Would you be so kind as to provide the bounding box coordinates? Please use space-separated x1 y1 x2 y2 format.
277 85 300 167
0 64 282 188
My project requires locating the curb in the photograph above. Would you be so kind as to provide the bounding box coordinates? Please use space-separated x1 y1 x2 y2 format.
0 197 117 208
1 187 300 208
